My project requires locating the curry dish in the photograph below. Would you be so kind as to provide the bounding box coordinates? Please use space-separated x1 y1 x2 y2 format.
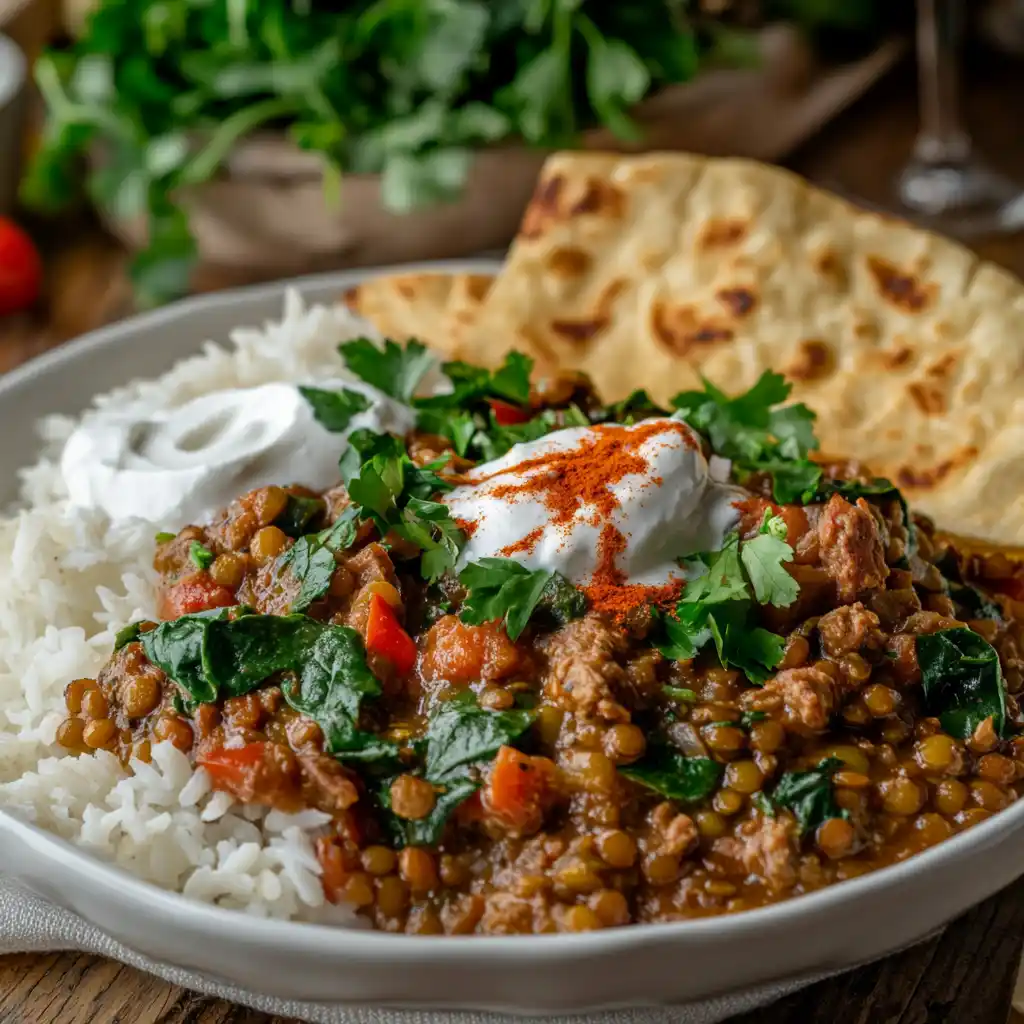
56 344 1024 936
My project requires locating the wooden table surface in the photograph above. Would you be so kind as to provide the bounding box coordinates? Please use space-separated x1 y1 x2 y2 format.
4 49 1024 1024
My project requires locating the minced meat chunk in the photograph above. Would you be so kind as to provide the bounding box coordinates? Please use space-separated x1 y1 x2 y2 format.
818 495 889 602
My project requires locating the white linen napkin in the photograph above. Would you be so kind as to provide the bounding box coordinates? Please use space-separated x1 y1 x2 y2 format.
0 873 846 1024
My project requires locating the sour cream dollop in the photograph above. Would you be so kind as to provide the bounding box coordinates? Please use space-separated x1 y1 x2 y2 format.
60 380 413 528
443 418 743 597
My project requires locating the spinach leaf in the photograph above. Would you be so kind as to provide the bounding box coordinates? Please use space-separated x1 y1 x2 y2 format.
298 385 370 433
277 509 358 613
380 774 480 848
424 694 534 781
140 607 231 703
536 571 588 628
113 622 143 651
274 494 325 539
619 746 722 803
765 757 844 835
934 550 1003 623
918 627 1007 739
338 338 434 403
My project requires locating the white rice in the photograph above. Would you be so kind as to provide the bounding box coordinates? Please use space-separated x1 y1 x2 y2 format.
0 291 387 925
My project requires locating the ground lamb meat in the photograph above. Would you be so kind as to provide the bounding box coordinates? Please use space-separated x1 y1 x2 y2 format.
479 893 540 935
743 665 837 734
646 802 699 858
715 816 800 892
544 615 634 722
817 602 885 658
818 494 889 603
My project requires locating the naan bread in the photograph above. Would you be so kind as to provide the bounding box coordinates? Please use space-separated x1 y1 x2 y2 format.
457 152 1024 546
343 272 491 357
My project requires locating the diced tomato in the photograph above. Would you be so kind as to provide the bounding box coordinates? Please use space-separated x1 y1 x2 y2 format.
315 836 348 904
198 742 266 788
419 615 522 684
488 399 530 426
159 573 235 619
365 594 417 674
481 746 555 833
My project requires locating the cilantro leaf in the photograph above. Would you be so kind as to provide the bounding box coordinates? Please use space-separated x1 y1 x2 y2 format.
740 514 798 607
671 371 821 504
680 534 748 606
188 541 214 571
154 531 175 544
417 351 533 410
459 558 557 640
397 497 464 583
339 338 434 402
298 386 371 433
274 495 325 539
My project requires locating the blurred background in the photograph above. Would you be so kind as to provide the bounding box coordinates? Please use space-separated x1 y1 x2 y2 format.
1 0 1024 366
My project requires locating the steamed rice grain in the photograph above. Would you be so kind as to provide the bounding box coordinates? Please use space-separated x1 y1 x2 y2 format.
0 293 383 925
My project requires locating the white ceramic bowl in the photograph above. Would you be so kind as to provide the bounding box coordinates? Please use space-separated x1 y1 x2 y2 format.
1 264 1023 1014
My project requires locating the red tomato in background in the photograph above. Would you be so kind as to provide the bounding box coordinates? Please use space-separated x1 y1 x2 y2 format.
0 218 42 316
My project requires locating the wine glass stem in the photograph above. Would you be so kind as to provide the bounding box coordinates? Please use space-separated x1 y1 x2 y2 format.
914 0 971 164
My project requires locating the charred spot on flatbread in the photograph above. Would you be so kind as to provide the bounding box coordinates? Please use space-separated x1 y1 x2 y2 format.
897 446 979 490
520 174 566 240
866 257 937 313
550 318 609 343
813 248 848 289
651 301 734 358
546 248 592 280
787 340 834 382
907 381 947 416
699 218 748 250
716 287 757 319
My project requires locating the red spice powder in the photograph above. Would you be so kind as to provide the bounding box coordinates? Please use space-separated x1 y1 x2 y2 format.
499 526 545 557
454 517 480 538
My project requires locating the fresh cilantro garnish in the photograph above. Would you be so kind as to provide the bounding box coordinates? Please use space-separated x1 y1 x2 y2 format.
416 351 533 411
298 385 371 432
655 514 795 682
459 558 584 640
761 757 846 835
663 685 698 702
593 389 668 424
188 541 214 571
339 337 434 403
671 372 822 503
339 429 464 582
154 531 175 544
740 511 800 607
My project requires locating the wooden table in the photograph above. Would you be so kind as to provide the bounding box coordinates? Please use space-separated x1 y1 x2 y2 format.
4 49 1024 1024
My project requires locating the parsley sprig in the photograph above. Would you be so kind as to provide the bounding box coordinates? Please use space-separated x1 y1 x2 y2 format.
657 513 797 682
672 371 822 504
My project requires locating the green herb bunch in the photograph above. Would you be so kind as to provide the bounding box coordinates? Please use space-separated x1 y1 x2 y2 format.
23 0 724 305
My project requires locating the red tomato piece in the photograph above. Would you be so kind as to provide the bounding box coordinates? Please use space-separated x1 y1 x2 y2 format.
198 742 266 788
419 615 522 683
364 594 417 674
488 399 530 426
0 218 42 316
159 574 235 619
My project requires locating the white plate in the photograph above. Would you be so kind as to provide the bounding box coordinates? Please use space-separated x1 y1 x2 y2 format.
1 262 1022 1014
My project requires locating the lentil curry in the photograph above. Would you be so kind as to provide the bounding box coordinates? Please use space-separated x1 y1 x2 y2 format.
58 340 1024 936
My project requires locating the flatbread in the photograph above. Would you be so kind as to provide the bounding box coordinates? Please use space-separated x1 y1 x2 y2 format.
456 151 1024 546
343 272 491 357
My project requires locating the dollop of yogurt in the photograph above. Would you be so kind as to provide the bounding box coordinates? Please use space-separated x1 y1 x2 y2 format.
60 380 413 528
443 418 743 588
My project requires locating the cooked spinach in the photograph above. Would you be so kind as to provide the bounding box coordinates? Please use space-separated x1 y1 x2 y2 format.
381 694 534 846
934 550 1003 623
274 494 326 540
142 608 395 762
113 622 143 651
764 757 844 835
918 627 1007 740
619 746 722 803
141 607 231 703
424 694 534 781
277 509 358 613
